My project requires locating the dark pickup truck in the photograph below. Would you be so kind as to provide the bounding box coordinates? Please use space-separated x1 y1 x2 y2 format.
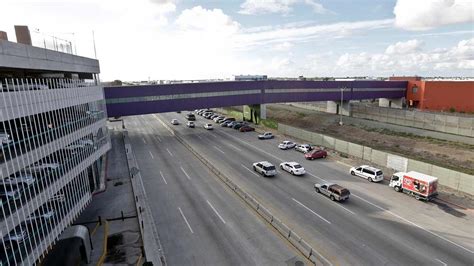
314 183 350 202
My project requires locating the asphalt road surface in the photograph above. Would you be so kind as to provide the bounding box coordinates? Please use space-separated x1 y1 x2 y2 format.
126 116 305 265
146 111 474 266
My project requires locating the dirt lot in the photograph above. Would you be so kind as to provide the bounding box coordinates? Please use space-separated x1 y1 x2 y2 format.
265 104 474 175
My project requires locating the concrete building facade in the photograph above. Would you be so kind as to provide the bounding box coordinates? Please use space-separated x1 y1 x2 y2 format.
0 39 110 265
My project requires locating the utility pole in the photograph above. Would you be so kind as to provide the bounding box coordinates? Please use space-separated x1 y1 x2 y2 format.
339 87 344 126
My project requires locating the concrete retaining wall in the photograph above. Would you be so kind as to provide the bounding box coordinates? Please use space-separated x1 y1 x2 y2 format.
278 124 474 195
351 104 474 137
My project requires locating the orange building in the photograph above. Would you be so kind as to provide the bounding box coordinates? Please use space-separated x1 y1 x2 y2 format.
389 77 474 113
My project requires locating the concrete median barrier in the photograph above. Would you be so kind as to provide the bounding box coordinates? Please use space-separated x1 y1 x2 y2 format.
271 218 290 238
123 131 165 266
256 205 273 222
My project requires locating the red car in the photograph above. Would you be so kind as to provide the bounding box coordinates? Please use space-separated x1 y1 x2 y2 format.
239 126 255 132
305 149 327 160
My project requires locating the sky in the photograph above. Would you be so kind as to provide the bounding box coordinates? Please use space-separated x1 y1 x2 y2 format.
0 0 473 81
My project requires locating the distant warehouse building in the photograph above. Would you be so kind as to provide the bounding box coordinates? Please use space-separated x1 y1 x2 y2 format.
234 75 267 81
390 76 474 113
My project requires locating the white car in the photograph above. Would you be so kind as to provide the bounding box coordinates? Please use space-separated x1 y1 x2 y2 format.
213 116 225 122
278 141 296 150
258 132 274 139
295 144 312 153
0 132 13 145
27 208 55 222
186 121 195 128
204 123 213 130
26 161 60 173
0 172 35 186
252 161 277 177
171 119 179 125
279 162 305 175
350 165 384 182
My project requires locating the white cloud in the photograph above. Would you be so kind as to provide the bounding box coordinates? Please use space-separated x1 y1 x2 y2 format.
385 39 424 54
272 41 293 51
239 0 327 15
304 0 328 14
236 19 394 49
176 6 240 34
394 0 474 30
239 0 298 15
335 38 474 76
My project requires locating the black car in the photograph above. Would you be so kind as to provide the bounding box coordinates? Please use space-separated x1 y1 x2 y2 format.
186 113 196 121
233 122 247 130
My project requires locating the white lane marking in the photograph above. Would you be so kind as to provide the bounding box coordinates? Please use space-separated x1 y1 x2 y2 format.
292 198 331 224
227 143 242 152
213 146 226 154
180 166 191 180
155 135 162 142
307 172 327 182
160 171 168 185
142 138 147 144
154 114 175 136
148 151 154 159
178 207 194 234
207 200 226 224
241 164 260 177
333 202 355 215
352 194 474 254
166 148 174 157
435 259 447 266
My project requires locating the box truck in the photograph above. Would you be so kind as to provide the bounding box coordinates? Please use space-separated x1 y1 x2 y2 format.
389 171 438 201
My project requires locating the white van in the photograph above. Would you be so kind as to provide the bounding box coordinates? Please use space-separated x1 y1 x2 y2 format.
350 165 384 182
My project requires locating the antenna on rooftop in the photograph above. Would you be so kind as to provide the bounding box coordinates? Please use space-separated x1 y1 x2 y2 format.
92 30 97 59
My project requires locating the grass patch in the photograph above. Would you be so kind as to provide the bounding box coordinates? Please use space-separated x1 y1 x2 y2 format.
261 119 278 129
361 126 474 150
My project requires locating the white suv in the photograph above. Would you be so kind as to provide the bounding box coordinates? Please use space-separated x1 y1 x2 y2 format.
252 161 277 177
278 140 296 150
279 162 305 176
350 165 384 182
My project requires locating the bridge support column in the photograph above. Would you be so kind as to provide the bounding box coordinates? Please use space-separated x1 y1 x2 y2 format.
260 104 267 120
327 101 351 116
244 104 264 124
379 98 404 109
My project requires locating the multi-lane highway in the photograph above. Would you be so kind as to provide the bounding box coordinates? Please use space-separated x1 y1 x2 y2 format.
126 116 305 265
127 112 474 266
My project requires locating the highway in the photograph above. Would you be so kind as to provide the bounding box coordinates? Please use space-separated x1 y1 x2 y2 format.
144 111 474 266
126 116 304 265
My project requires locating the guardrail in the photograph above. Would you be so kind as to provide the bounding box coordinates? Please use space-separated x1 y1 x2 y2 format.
155 115 329 266
123 131 165 266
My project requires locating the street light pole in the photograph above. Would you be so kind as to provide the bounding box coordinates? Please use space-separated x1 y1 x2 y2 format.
339 87 344 126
